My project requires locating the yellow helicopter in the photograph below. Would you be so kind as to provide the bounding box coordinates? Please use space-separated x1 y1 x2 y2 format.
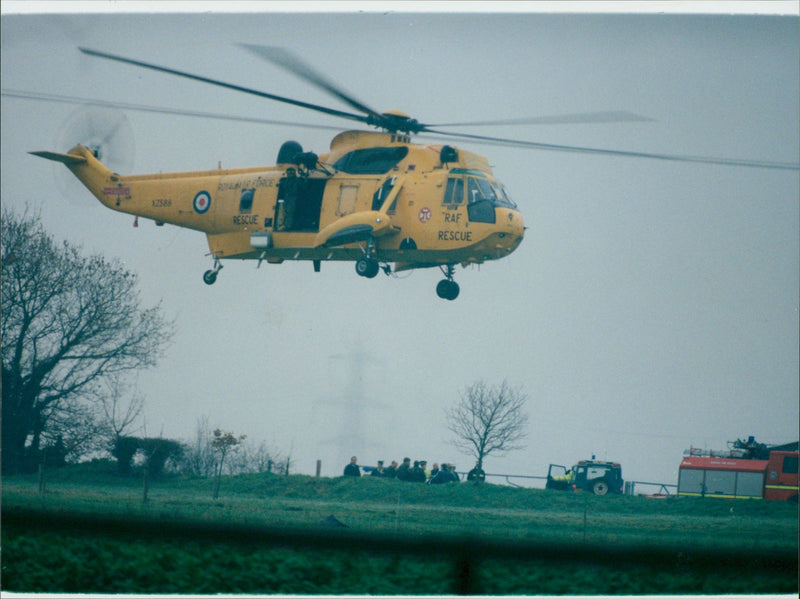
31 46 797 300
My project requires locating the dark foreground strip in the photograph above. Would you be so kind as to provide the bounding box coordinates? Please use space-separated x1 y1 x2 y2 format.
4 506 797 594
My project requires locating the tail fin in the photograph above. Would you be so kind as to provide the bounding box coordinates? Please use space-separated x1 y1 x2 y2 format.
30 145 119 210
29 150 88 165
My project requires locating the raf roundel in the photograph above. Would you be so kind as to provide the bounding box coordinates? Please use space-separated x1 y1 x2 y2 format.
193 190 211 214
418 207 432 223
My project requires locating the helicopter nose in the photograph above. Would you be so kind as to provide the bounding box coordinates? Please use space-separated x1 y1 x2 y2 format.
493 208 525 256
506 209 525 239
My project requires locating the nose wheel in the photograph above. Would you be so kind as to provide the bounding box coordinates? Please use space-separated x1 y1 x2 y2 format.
436 265 460 300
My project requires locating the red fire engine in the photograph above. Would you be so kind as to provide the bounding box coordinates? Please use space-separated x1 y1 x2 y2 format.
677 437 798 501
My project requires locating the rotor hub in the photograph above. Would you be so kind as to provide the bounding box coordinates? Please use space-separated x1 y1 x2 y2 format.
371 110 423 134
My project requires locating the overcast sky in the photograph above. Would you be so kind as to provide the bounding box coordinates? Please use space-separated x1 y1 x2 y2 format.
1 3 798 486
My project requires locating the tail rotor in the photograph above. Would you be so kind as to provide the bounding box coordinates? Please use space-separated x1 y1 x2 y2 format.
54 106 135 204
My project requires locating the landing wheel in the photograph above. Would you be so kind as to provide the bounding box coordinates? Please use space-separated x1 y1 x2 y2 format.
436 279 460 300
355 256 379 278
203 269 218 285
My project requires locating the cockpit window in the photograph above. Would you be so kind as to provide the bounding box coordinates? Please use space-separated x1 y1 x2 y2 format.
467 177 516 207
467 177 496 224
491 182 517 208
467 177 485 203
448 174 516 223
333 146 409 174
477 178 496 202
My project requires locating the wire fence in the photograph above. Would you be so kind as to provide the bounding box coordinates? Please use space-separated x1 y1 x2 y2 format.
338 464 678 495
472 471 677 496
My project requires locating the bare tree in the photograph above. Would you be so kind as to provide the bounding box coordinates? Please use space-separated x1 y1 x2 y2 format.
1 209 174 473
446 380 529 473
100 374 146 470
100 374 145 443
181 419 286 477
227 438 285 474
181 416 217 477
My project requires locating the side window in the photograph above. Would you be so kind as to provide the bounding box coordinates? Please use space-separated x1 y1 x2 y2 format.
372 177 396 211
333 146 409 174
467 177 495 224
239 188 254 213
783 455 799 474
444 177 464 205
337 184 359 216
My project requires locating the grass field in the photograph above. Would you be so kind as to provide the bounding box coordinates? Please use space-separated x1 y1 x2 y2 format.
2 460 798 595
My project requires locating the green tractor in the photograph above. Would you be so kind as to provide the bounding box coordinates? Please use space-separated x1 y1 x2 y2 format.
546 459 624 496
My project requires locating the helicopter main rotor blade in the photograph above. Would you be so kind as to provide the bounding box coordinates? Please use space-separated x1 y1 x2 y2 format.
427 111 655 127
45 50 800 172
78 47 370 126
239 44 384 121
1 88 347 133
422 128 799 171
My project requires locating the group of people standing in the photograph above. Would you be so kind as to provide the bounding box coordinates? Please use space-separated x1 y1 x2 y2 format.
343 456 483 484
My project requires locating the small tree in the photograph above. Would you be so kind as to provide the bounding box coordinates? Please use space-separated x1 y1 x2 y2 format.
110 436 182 476
446 380 529 476
139 437 183 477
211 429 246 499
111 435 140 475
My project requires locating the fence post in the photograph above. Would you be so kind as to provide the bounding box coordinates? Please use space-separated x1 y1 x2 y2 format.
38 463 46 496
316 460 322 478
583 505 588 541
